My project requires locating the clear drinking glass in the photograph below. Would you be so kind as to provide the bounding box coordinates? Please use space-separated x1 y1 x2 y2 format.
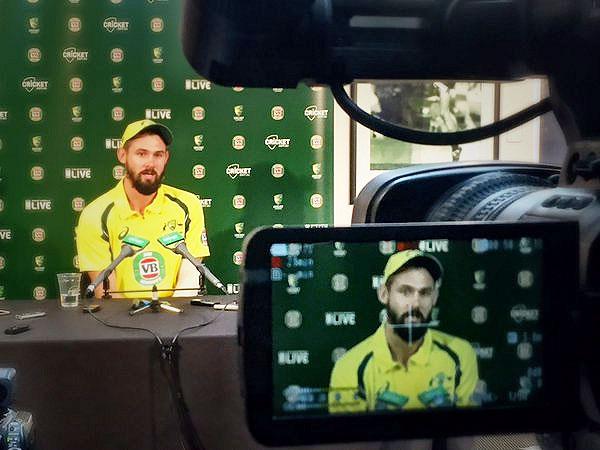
57 273 82 307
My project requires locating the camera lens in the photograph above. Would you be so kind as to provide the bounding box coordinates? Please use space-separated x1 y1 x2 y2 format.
426 172 552 221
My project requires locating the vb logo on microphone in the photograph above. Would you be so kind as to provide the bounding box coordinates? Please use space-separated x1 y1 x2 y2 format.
133 251 166 285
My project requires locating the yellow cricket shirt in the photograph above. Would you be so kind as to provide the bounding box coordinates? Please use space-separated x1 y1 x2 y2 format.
75 180 210 298
328 325 479 413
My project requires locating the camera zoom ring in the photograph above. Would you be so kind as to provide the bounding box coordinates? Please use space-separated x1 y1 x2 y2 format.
469 186 543 221
426 172 551 221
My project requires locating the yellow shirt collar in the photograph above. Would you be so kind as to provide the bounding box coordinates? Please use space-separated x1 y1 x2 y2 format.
113 179 166 219
374 323 434 372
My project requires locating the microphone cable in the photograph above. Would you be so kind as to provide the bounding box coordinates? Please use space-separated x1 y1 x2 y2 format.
83 296 237 450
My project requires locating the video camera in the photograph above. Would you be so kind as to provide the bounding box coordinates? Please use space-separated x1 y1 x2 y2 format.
0 369 34 450
182 0 600 445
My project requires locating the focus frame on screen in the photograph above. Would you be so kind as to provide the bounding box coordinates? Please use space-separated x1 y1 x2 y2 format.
241 222 581 446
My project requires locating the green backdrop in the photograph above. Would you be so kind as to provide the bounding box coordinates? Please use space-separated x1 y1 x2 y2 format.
0 0 334 300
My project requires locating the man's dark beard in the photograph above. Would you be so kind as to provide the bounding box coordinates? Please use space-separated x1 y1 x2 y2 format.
386 307 431 343
128 169 164 195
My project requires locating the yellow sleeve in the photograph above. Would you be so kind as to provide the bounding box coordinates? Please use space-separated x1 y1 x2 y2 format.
185 196 210 258
456 342 480 406
328 357 368 414
75 206 112 272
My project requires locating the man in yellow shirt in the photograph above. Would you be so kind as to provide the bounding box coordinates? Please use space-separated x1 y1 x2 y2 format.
328 249 479 412
76 119 210 298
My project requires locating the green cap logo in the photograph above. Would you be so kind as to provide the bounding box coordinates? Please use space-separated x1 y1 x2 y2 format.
133 251 165 285
234 222 244 234
0 285 5 299
273 194 283 206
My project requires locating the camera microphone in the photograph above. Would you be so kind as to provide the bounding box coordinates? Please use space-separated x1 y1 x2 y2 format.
158 232 228 294
85 235 149 298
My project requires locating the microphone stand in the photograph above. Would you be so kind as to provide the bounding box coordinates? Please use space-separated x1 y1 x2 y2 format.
102 278 111 299
129 285 184 315
197 272 207 296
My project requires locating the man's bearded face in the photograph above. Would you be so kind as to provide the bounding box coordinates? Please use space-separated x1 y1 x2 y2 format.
379 267 439 344
120 133 169 195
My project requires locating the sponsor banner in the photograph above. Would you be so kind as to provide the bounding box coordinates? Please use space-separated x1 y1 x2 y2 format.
271 106 284 120
27 48 42 63
0 4 334 301
265 134 291 150
232 135 245 150
113 165 125 180
68 17 82 32
304 105 329 120
225 164 251 179
112 76 123 93
271 163 284 178
193 134 204 151
151 77 164 92
63 47 89 63
145 108 171 120
32 227 46 243
152 47 163 63
150 17 164 32
233 105 244 122
22 77 49 92
64 168 92 179
71 136 84 152
192 164 205 179
110 47 124 63
24 199 53 211
103 17 129 32
191 106 205 121
29 107 43 122
69 77 83 92
185 79 211 90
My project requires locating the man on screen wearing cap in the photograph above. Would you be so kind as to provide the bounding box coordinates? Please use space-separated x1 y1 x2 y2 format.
76 119 210 298
328 249 478 413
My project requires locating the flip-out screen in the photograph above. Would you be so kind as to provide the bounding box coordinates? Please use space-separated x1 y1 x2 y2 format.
241 222 581 445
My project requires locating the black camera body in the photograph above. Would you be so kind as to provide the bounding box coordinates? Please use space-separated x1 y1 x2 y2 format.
0 369 34 450
182 0 600 443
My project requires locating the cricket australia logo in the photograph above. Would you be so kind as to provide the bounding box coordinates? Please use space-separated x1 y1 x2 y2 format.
62 47 89 63
103 17 130 32
226 164 252 179
264 134 291 150
304 105 329 121
22 77 49 92
133 251 166 285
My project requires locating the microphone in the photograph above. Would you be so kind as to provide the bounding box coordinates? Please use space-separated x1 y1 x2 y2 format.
158 232 228 294
85 235 149 298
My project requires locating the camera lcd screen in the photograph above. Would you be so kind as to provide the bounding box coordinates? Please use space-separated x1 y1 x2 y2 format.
241 222 581 445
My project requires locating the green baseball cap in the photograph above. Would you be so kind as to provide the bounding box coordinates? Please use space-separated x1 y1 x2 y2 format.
121 119 173 147
382 249 443 285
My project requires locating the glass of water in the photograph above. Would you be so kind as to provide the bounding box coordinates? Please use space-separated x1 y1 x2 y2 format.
57 273 82 307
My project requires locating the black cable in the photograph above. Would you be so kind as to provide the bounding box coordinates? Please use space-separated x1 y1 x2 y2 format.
85 298 236 450
86 308 164 345
160 342 206 450
158 300 236 450
330 83 553 146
